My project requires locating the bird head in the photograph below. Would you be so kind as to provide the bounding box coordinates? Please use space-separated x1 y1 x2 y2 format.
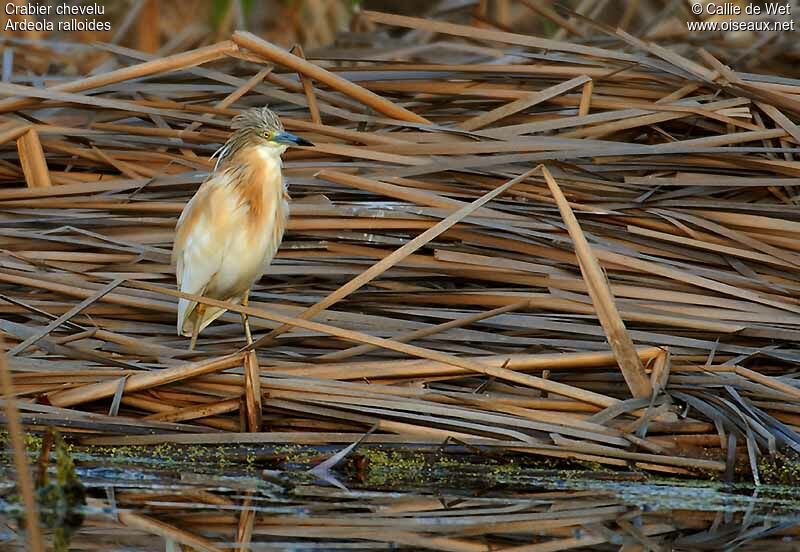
213 107 313 169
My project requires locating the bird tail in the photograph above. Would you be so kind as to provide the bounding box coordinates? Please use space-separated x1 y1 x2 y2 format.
177 297 230 337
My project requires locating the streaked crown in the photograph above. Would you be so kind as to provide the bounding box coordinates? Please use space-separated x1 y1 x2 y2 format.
230 107 284 134
211 107 313 170
212 107 286 170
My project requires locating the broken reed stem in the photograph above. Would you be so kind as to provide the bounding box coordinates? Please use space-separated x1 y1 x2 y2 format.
88 498 223 552
136 0 160 54
0 123 29 147
579 79 594 116
8 278 124 357
16 129 51 188
252 166 538 347
540 166 651 399
232 31 430 124
244 351 262 432
280 347 665 380
317 300 532 362
291 44 322 125
0 40 239 114
460 75 590 131
236 493 256 552
0 343 44 552
48 353 245 408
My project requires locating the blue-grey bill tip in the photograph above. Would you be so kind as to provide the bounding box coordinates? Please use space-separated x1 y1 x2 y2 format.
275 131 314 147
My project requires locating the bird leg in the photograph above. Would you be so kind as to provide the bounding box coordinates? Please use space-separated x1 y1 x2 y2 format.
241 289 253 346
189 303 205 351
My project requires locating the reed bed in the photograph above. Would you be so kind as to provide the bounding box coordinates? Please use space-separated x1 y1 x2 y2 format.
2 7 800 492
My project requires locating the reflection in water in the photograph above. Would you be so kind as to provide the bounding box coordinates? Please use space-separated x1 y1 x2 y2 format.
2 451 800 551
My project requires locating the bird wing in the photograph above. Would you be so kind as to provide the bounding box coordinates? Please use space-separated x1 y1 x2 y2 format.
173 173 238 335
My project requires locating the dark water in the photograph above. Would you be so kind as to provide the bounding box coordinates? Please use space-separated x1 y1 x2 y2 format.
2 446 800 551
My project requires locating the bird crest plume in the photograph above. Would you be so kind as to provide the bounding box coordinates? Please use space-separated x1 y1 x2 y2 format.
211 107 284 171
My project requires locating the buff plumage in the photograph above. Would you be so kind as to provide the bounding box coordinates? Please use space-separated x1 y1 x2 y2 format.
172 107 313 349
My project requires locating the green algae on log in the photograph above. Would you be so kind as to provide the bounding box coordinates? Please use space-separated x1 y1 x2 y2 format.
1 431 85 552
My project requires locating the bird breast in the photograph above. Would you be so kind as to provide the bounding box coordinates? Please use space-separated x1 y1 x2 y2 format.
205 146 289 299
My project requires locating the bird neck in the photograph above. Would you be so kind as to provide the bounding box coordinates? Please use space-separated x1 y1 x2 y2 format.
229 145 287 199
255 143 288 161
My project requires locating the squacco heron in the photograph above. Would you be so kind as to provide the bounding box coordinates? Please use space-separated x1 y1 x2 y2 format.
172 107 313 350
